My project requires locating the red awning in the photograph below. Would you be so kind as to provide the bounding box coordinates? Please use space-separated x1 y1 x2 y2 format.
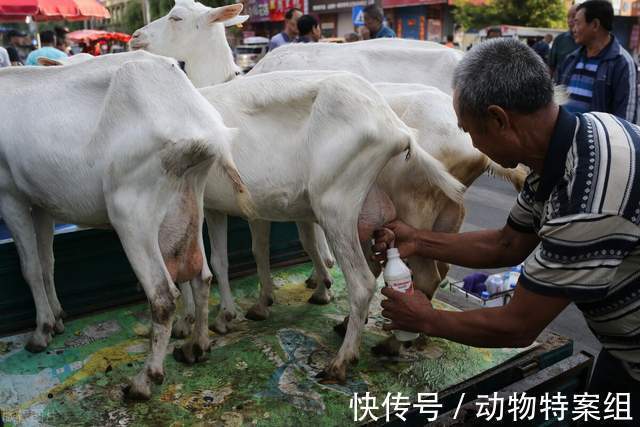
0 0 110 21
67 29 131 43
0 0 38 16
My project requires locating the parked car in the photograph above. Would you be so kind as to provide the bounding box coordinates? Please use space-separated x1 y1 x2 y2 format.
235 36 269 73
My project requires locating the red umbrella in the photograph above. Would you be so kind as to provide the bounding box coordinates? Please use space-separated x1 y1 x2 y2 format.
0 0 110 21
67 29 131 43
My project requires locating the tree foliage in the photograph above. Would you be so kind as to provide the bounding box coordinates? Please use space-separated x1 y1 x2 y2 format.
121 0 232 34
454 0 567 31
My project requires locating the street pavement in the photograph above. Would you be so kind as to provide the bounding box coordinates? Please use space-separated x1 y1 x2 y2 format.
446 173 602 358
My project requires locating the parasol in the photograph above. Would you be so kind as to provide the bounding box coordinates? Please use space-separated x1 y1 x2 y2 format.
67 29 131 43
0 0 110 22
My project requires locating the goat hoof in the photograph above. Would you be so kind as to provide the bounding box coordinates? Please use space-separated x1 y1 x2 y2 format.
318 363 347 384
305 277 317 289
25 331 50 353
148 370 164 385
371 338 401 357
209 318 231 335
308 292 332 305
245 304 269 321
171 322 192 339
54 318 65 335
122 380 151 401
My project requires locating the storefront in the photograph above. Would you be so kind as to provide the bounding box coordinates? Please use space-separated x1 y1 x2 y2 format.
309 0 376 37
244 0 305 38
383 0 455 41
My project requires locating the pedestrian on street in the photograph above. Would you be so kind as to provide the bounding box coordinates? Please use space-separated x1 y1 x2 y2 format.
55 26 71 55
363 5 395 39
557 0 637 122
295 15 321 43
25 31 67 66
373 39 640 422
345 32 360 43
5 29 27 65
268 8 303 51
0 46 10 68
549 4 579 81
531 34 553 63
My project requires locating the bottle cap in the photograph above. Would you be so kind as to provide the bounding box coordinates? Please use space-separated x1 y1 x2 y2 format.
387 247 400 258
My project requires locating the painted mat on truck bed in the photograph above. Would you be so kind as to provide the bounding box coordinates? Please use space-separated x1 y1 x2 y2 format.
0 262 534 426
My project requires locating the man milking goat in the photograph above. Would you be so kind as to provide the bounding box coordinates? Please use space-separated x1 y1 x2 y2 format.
374 39 640 424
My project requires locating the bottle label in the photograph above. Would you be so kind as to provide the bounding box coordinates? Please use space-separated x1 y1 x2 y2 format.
386 278 414 295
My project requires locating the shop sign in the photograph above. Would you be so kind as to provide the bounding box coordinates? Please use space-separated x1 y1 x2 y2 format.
269 0 304 21
353 5 364 26
310 0 373 14
247 0 270 22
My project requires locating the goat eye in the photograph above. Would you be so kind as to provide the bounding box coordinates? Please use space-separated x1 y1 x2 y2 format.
169 16 182 22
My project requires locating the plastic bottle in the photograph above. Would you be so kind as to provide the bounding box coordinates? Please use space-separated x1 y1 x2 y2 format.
506 264 523 289
383 247 420 342
485 274 504 295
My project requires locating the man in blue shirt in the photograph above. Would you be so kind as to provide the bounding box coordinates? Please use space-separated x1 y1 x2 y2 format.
557 0 637 123
268 8 302 51
363 5 395 39
25 30 67 66
295 15 321 43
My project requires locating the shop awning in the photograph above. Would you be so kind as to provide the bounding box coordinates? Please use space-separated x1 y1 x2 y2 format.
0 0 110 22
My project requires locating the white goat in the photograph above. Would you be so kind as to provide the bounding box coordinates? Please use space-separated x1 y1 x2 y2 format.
0 51 252 399
131 0 526 353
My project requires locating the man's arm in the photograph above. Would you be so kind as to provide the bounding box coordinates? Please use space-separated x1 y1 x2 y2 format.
414 224 539 268
374 221 540 269
610 56 637 122
381 283 570 348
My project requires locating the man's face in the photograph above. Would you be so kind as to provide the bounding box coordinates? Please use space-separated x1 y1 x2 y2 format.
567 5 577 30
453 91 520 169
287 11 303 35
572 8 598 45
364 13 380 33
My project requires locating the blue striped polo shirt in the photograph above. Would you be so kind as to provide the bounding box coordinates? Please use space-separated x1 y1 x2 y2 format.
565 55 601 114
508 107 640 381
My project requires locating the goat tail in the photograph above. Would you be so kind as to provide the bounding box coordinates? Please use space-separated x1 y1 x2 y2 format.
485 160 529 192
405 129 466 204
218 131 258 220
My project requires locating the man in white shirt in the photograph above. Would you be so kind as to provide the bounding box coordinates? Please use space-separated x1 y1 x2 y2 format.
268 8 302 51
0 47 10 68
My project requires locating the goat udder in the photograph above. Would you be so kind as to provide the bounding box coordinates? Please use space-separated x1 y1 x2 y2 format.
357 185 397 242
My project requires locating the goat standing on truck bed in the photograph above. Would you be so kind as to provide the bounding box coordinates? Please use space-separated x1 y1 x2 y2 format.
0 51 252 399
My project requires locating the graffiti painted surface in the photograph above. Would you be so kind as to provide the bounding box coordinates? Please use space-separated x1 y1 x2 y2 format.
0 264 534 426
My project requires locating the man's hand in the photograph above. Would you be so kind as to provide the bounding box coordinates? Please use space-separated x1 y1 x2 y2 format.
380 287 435 333
372 220 420 263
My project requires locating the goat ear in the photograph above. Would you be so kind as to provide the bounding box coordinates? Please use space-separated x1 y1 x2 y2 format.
206 3 244 25
38 57 65 66
224 14 249 27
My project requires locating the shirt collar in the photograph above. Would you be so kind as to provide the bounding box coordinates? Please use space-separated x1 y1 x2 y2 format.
535 106 577 201
281 31 290 42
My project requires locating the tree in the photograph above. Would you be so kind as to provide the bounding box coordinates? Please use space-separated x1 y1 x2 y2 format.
121 0 233 34
454 0 566 31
